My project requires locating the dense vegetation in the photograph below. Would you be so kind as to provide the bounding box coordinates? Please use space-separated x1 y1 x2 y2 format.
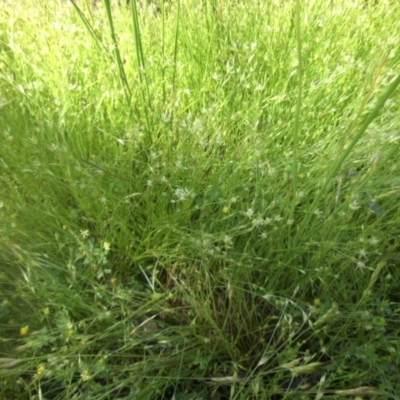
1 0 400 398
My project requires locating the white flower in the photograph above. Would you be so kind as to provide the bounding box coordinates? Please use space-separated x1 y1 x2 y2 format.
162 112 171 123
349 200 361 210
174 188 194 202
244 208 254 218
80 230 90 238
356 261 367 270
314 209 323 217
369 236 379 245
223 235 233 248
175 159 183 169
359 249 367 258
252 217 264 227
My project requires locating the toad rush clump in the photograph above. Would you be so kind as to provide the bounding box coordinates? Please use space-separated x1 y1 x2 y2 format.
0 0 400 399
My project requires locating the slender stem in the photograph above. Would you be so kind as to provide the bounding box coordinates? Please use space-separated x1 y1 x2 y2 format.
291 0 302 225
294 72 400 244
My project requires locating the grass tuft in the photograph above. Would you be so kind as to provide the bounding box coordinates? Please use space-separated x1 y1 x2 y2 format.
1 0 400 399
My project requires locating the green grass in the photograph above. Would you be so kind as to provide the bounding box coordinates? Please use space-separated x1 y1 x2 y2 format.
1 0 400 398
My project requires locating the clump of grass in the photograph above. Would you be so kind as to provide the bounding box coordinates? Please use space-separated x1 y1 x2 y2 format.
1 0 400 399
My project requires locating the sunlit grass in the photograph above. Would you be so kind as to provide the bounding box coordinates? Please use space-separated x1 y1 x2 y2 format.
1 0 400 399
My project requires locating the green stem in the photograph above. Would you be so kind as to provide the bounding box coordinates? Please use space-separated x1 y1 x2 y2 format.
294 72 400 244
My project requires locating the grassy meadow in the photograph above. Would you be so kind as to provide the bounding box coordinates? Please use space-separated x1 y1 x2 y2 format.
1 0 400 398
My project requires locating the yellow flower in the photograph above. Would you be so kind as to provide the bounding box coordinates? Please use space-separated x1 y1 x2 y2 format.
103 241 111 251
314 298 321 306
43 307 50 315
298 173 305 179
223 206 230 214
20 325 29 336
37 364 45 376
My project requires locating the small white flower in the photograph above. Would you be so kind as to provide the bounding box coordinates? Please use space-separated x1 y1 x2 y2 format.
252 217 264 227
223 235 233 248
349 200 361 210
202 237 211 248
359 249 367 258
146 180 153 187
264 217 272 225
244 208 254 219
80 230 90 238
162 112 171 123
230 197 238 204
362 310 370 318
260 232 267 239
174 188 193 202
314 209 323 218
81 369 90 382
356 261 367 270
369 236 379 245
286 219 294 226
274 214 282 222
